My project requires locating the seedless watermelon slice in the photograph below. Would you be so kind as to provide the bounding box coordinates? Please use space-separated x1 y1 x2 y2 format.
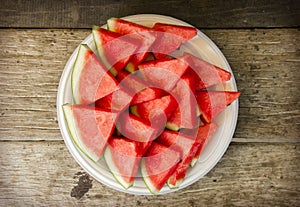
104 137 141 189
62 104 117 162
130 95 178 127
107 18 156 72
152 23 197 59
156 130 199 188
117 70 167 105
138 57 189 91
179 53 232 90
95 89 133 112
166 71 198 130
117 112 158 144
196 91 240 123
92 27 140 76
71 44 119 104
141 142 181 194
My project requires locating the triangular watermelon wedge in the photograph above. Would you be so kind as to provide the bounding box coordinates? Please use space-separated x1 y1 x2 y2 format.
71 44 119 104
156 130 198 188
166 71 198 130
107 18 156 72
117 112 158 144
179 53 232 90
137 57 189 91
92 26 140 76
190 123 218 166
62 104 117 162
141 142 181 194
131 87 167 105
152 23 197 59
196 91 240 123
95 89 133 112
130 95 177 125
116 70 167 105
104 137 141 189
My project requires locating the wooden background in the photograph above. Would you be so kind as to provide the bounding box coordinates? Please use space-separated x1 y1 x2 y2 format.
0 0 299 206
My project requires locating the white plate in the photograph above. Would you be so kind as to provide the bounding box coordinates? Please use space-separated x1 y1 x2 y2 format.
57 14 239 195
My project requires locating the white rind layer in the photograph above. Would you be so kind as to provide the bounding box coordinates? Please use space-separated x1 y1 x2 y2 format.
62 104 99 162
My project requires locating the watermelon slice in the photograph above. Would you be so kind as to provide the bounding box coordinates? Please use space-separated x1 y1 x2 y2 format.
116 70 147 95
166 71 198 130
116 70 167 104
179 53 231 90
156 130 198 188
181 123 219 166
117 112 158 144
62 104 117 162
130 95 178 130
95 89 133 112
104 137 141 189
137 57 189 91
92 26 140 76
141 142 181 194
107 18 156 72
131 87 167 105
152 23 197 59
196 91 240 123
71 44 119 104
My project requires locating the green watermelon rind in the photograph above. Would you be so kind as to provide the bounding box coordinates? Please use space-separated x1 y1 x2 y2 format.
167 178 183 189
92 26 118 76
62 104 100 162
104 146 134 190
107 17 117 32
190 157 198 167
140 158 160 195
71 44 89 104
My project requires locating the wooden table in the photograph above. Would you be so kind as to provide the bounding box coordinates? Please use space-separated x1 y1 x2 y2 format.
1 1 299 206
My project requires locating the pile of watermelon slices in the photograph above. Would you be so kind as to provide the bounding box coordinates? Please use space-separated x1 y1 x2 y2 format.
62 17 240 194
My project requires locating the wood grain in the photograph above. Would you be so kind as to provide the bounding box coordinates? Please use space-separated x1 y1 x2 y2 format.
0 141 299 206
0 0 299 29
0 29 299 141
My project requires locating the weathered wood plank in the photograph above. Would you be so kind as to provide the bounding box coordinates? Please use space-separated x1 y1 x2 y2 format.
0 141 299 206
0 0 299 29
1 29 299 140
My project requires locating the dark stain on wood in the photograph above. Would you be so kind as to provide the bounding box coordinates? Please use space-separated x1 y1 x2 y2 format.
71 172 93 199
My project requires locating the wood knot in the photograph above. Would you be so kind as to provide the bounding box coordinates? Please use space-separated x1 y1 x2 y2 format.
71 172 93 199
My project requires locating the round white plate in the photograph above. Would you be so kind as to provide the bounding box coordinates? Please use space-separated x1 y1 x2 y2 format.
57 14 239 195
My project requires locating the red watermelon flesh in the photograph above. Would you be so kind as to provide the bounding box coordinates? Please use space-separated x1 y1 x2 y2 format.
156 130 195 158
117 112 158 143
141 142 181 194
116 70 147 95
104 137 141 189
131 87 167 105
156 130 200 188
196 91 240 123
72 44 119 104
92 27 140 76
117 70 167 105
130 95 177 120
181 123 219 166
95 89 133 112
107 18 156 72
180 53 231 90
62 104 117 162
138 57 189 91
152 23 197 59
167 71 198 130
